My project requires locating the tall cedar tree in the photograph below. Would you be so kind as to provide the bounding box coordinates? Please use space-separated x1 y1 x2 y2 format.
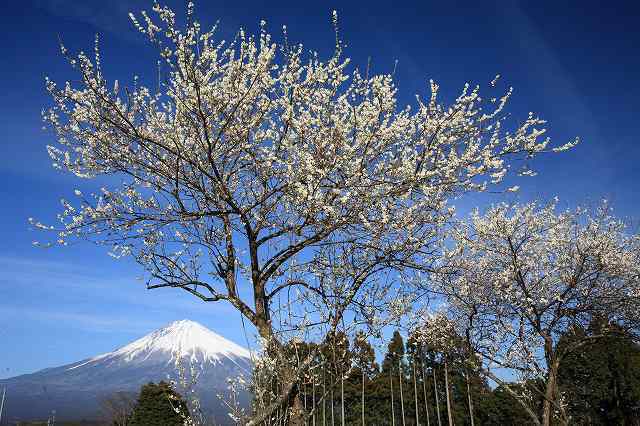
413 332 492 426
382 331 405 374
347 332 379 425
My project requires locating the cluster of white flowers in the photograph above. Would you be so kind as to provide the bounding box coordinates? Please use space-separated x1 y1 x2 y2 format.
413 311 459 354
39 1 568 268
429 200 640 423
36 2 580 423
167 351 206 426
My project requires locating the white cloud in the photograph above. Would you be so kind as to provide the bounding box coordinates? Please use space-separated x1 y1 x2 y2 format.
0 305 157 334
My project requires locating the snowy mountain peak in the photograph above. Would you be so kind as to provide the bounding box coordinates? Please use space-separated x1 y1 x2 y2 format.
2 320 253 423
70 319 251 370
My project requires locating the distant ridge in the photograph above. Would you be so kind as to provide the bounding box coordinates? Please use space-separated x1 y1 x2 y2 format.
0 320 252 424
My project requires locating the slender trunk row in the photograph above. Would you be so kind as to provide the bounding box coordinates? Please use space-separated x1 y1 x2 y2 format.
398 359 406 426
256 355 478 426
444 361 453 426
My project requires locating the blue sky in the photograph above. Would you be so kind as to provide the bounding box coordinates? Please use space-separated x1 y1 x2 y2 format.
1 0 639 378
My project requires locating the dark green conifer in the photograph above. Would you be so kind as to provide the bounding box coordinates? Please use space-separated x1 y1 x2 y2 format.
558 321 640 424
129 381 189 426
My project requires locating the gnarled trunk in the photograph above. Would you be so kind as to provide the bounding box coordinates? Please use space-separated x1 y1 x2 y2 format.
542 359 561 426
289 391 305 426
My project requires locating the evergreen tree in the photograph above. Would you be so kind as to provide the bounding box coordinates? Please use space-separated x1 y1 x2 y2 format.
410 327 491 426
476 384 532 426
350 332 379 425
352 331 378 379
382 331 405 374
380 331 406 426
242 329 635 425
558 321 640 424
129 381 189 426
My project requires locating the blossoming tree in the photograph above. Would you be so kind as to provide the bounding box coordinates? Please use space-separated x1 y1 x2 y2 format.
36 3 575 423
432 202 640 426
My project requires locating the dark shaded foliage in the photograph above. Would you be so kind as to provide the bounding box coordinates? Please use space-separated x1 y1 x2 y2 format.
558 322 640 425
129 381 189 426
252 324 640 425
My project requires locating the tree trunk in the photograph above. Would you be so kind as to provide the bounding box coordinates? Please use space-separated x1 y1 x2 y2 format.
433 369 442 426
332 346 336 426
323 366 327 426
444 361 453 426
290 391 305 426
391 369 396 426
362 370 366 426
313 370 317 426
341 373 345 426
465 372 475 426
413 358 420 426
479 367 541 426
331 379 335 426
399 358 406 426
542 359 561 426
421 361 431 426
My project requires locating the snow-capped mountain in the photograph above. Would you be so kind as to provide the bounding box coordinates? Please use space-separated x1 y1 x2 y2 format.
0 320 252 424
69 319 251 371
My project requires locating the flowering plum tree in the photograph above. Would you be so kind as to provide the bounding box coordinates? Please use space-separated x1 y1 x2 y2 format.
432 202 640 426
36 2 575 423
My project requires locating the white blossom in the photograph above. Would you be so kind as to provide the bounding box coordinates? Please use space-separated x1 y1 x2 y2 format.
433 200 640 424
36 3 576 423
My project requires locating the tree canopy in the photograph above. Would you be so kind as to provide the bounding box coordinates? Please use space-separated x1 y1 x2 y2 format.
129 381 189 426
429 201 640 426
36 2 593 424
558 321 640 424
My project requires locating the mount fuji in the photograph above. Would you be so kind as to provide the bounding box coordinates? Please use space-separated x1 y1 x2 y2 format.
0 320 253 424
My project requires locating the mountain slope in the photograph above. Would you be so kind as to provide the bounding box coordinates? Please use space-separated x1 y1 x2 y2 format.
0 320 252 424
